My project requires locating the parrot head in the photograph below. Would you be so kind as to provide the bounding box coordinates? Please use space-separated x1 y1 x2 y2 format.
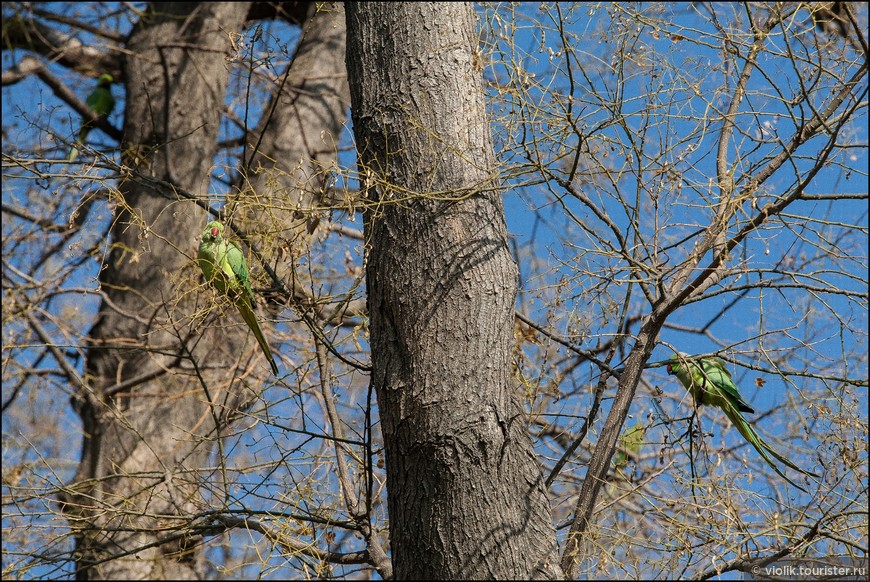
97 73 114 87
666 352 691 376
202 221 224 242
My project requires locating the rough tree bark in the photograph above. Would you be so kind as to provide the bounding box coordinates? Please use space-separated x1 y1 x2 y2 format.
63 1 361 576
66 4 251 579
240 2 351 291
346 3 563 579
59 2 356 578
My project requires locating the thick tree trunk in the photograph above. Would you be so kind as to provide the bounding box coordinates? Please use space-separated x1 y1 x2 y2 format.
67 4 250 579
346 3 562 579
65 3 355 578
240 2 351 279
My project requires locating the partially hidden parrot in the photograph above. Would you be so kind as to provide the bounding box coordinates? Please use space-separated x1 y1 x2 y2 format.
197 221 279 375
614 423 646 471
68 73 116 161
667 352 817 491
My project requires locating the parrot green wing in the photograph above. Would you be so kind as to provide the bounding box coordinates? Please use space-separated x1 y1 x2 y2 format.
668 355 753 413
223 239 256 307
69 74 116 161
198 221 278 375
614 423 646 471
698 357 754 414
86 75 116 115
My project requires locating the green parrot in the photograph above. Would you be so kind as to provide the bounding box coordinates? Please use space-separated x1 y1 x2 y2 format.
667 352 817 491
68 73 116 161
198 221 279 375
614 423 646 471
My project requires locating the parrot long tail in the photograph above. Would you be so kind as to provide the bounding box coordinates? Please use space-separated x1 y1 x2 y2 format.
725 405 818 492
236 298 279 375
68 126 92 161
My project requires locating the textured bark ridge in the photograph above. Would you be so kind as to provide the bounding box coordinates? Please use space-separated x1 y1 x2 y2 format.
347 3 562 579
